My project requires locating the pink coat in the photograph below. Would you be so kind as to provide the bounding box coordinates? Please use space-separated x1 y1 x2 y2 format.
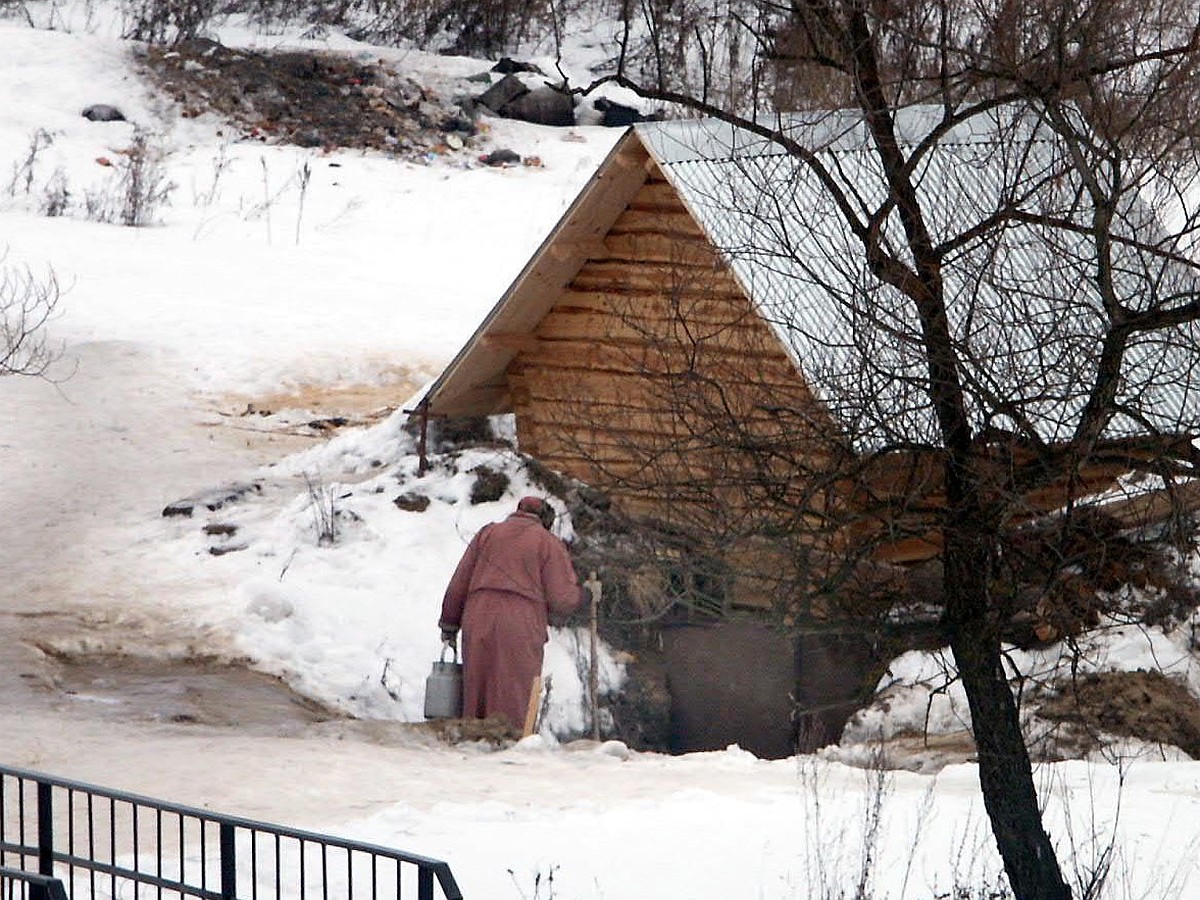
439 510 583 729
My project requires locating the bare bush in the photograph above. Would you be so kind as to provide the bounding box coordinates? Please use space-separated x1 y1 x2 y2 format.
39 169 71 218
85 130 175 227
119 130 175 226
6 128 53 199
0 260 62 379
0 0 34 25
304 472 339 546
345 0 564 54
121 0 222 43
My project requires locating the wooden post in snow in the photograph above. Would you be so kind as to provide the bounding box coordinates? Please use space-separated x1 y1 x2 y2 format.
585 571 601 741
416 399 430 475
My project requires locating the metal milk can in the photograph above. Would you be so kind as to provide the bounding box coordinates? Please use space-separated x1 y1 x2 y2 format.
423 646 463 719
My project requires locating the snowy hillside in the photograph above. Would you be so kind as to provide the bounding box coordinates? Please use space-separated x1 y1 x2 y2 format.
3 4 1200 898
0 10 640 733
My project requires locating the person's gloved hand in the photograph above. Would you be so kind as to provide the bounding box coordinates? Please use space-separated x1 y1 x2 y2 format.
584 571 602 605
441 628 458 648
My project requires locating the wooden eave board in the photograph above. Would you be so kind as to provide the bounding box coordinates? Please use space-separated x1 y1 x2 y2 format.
422 130 654 417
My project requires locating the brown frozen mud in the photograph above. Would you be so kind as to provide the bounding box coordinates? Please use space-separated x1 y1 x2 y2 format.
203 375 424 456
0 612 340 734
221 371 425 422
48 654 340 730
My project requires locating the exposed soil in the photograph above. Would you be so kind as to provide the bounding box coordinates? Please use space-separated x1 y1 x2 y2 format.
138 39 484 156
205 378 420 451
53 654 339 729
3 610 523 750
2 610 337 732
1037 670 1200 759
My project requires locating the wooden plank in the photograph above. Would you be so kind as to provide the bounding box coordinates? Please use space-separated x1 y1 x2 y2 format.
557 287 751 310
537 314 768 348
609 208 706 237
533 452 770 491
535 309 785 349
1097 479 1200 529
570 261 744 294
516 399 828 446
513 367 819 410
551 240 610 261
515 377 827 421
522 675 543 737
602 233 721 266
527 432 833 484
513 343 803 381
629 180 689 210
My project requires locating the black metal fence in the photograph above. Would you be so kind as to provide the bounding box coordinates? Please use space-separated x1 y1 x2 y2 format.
0 865 69 900
0 765 463 900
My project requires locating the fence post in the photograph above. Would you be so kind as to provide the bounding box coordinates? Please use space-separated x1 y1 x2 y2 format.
33 782 54 900
36 782 53 877
220 822 237 900
418 866 434 900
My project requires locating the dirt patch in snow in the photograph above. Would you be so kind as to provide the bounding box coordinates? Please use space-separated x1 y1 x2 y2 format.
206 380 417 448
0 611 339 733
1038 670 1200 759
50 653 341 729
138 39 484 157
226 376 421 419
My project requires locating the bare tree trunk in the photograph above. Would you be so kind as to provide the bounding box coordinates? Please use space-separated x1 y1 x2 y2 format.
943 496 1072 900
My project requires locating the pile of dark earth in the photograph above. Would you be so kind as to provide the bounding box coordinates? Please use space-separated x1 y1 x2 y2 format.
138 38 481 156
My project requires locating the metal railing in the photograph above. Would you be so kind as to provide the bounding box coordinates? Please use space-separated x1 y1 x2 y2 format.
0 765 463 900
0 865 69 900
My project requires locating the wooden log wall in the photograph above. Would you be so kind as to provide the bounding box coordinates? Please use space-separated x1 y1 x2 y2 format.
506 167 847 609
496 160 1176 611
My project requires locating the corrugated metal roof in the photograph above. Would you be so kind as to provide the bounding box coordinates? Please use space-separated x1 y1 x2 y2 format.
638 108 1200 449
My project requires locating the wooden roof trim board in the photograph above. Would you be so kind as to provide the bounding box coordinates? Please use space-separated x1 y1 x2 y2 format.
421 130 652 417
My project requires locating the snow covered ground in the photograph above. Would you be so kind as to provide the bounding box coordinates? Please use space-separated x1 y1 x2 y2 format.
2 6 1200 898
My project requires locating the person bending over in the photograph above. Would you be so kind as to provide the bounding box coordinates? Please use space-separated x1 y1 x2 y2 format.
438 496 583 732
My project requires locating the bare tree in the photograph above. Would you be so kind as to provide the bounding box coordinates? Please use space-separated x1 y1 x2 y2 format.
0 260 61 379
573 1 1200 897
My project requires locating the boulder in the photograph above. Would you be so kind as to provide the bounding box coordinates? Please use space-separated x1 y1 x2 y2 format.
593 97 650 127
479 148 522 167
491 58 544 75
504 85 575 127
82 104 126 122
477 74 528 114
162 481 263 517
393 492 431 512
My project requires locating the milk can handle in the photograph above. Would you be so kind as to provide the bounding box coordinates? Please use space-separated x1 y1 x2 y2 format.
440 644 460 664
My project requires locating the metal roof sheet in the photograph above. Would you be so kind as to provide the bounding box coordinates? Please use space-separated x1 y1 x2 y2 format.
638 108 1200 449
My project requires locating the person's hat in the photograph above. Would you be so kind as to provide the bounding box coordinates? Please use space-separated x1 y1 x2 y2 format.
517 495 555 529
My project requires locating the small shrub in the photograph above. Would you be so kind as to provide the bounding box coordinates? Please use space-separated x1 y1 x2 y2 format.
0 0 35 26
40 169 70 217
7 128 53 198
305 472 339 546
0 260 62 378
119 129 175 226
85 131 176 227
348 0 561 55
121 0 220 44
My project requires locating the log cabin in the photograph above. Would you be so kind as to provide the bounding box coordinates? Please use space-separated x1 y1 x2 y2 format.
421 109 1200 617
